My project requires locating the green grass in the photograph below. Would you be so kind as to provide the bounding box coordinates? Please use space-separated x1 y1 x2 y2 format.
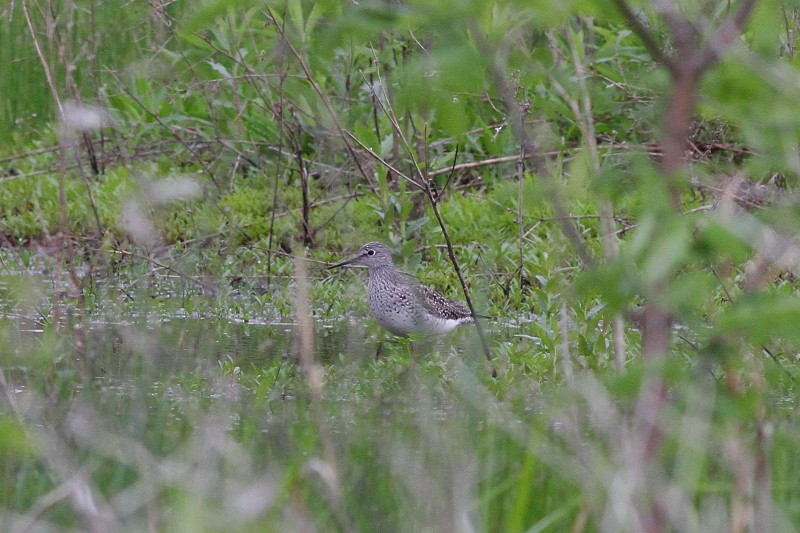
1 240 798 530
0 311 797 531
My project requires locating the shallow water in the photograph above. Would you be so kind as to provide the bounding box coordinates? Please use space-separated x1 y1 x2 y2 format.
0 262 521 374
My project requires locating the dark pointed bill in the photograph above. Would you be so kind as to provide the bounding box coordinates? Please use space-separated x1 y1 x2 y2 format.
327 253 362 270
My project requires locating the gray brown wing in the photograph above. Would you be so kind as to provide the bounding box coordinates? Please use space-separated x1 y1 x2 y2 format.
416 284 472 320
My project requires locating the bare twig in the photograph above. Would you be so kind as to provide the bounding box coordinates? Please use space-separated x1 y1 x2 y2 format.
267 55 288 288
21 0 63 114
345 131 424 190
610 0 757 362
362 50 496 374
469 20 595 268
264 7 378 193
696 0 757 73
106 71 223 192
610 0 677 75
111 249 218 294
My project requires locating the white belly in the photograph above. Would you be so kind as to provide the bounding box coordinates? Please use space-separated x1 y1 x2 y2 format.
366 270 470 336
370 301 465 336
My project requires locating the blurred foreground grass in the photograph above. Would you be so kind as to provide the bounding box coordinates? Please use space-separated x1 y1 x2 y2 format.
0 264 797 531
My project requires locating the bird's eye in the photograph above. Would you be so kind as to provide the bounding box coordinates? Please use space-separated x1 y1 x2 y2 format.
367 249 375 256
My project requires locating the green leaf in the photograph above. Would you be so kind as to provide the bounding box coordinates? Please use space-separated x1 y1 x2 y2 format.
695 219 751 263
352 122 380 154
716 293 800 346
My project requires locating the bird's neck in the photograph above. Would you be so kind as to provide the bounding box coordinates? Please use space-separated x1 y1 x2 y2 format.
368 265 401 284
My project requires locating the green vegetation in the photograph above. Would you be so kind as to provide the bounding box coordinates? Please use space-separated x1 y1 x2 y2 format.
1 0 800 530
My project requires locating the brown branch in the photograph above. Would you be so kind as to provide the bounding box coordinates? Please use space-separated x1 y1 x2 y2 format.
427 154 521 176
345 131 424 190
111 250 218 295
696 0 757 72
292 254 354 533
469 20 595 269
264 7 378 193
425 176 496 376
356 59 496 373
106 71 223 192
21 0 63 114
612 0 679 76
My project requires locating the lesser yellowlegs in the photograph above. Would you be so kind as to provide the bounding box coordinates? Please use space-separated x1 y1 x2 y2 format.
328 242 475 336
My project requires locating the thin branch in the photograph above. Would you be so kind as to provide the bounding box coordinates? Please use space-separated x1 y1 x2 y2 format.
470 20 595 268
264 7 377 193
21 0 63 114
106 71 223 192
427 154 522 176
267 46 288 288
696 0 757 72
362 49 496 373
611 0 678 76
111 250 218 294
292 254 354 533
440 144 460 195
345 131 424 190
